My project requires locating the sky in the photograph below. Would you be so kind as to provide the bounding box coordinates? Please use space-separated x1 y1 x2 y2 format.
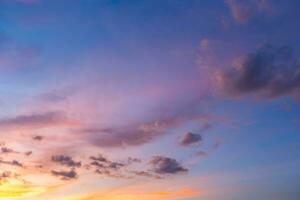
0 0 299 199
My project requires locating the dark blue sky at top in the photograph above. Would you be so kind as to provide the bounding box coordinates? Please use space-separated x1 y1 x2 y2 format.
0 1 299 200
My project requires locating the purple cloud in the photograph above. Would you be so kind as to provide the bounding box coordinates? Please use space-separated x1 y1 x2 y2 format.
76 114 207 148
51 155 81 168
0 159 23 167
51 169 77 180
0 111 75 130
149 156 188 174
180 132 202 146
1 147 15 154
216 45 300 99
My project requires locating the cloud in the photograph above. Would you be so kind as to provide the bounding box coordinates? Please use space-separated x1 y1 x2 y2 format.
32 135 44 141
37 87 76 104
94 169 128 179
76 114 206 148
149 156 188 174
180 132 202 146
225 0 272 23
88 154 161 179
0 159 23 167
90 161 105 168
51 169 77 180
1 147 15 154
195 138 221 157
90 154 109 163
0 111 76 130
51 155 81 168
89 154 125 171
38 93 67 103
0 31 40 68
216 44 300 99
108 162 125 170
25 151 32 156
127 157 142 164
0 171 12 183
130 170 161 179
195 150 209 157
0 171 21 184
89 156 128 179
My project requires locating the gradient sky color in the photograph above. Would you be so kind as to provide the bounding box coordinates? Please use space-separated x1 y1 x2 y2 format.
0 0 299 199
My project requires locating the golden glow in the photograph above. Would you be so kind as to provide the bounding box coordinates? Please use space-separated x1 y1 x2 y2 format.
62 187 200 200
0 180 46 199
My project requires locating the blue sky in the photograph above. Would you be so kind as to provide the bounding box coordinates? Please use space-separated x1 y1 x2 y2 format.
0 0 299 199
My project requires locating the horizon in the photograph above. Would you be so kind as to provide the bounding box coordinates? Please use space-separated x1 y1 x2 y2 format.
0 0 299 200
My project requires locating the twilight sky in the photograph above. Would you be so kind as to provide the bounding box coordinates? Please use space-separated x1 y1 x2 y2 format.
0 0 299 199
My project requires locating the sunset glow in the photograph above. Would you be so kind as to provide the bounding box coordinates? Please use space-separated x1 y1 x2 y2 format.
0 0 299 199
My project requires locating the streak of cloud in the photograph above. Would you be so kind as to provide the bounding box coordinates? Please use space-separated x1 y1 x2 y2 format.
0 111 77 130
51 169 77 180
76 114 208 148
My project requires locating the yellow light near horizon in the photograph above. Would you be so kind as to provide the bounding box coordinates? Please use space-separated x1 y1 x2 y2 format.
0 180 46 199
62 187 200 200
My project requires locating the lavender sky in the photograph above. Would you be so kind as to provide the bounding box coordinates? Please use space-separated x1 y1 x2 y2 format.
0 0 299 199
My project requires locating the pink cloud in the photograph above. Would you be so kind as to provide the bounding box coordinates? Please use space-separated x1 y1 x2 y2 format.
0 111 78 130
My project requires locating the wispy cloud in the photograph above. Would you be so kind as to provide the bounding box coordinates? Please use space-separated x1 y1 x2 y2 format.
0 30 40 68
75 114 208 148
0 159 23 167
51 169 77 180
225 0 272 23
0 111 77 130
